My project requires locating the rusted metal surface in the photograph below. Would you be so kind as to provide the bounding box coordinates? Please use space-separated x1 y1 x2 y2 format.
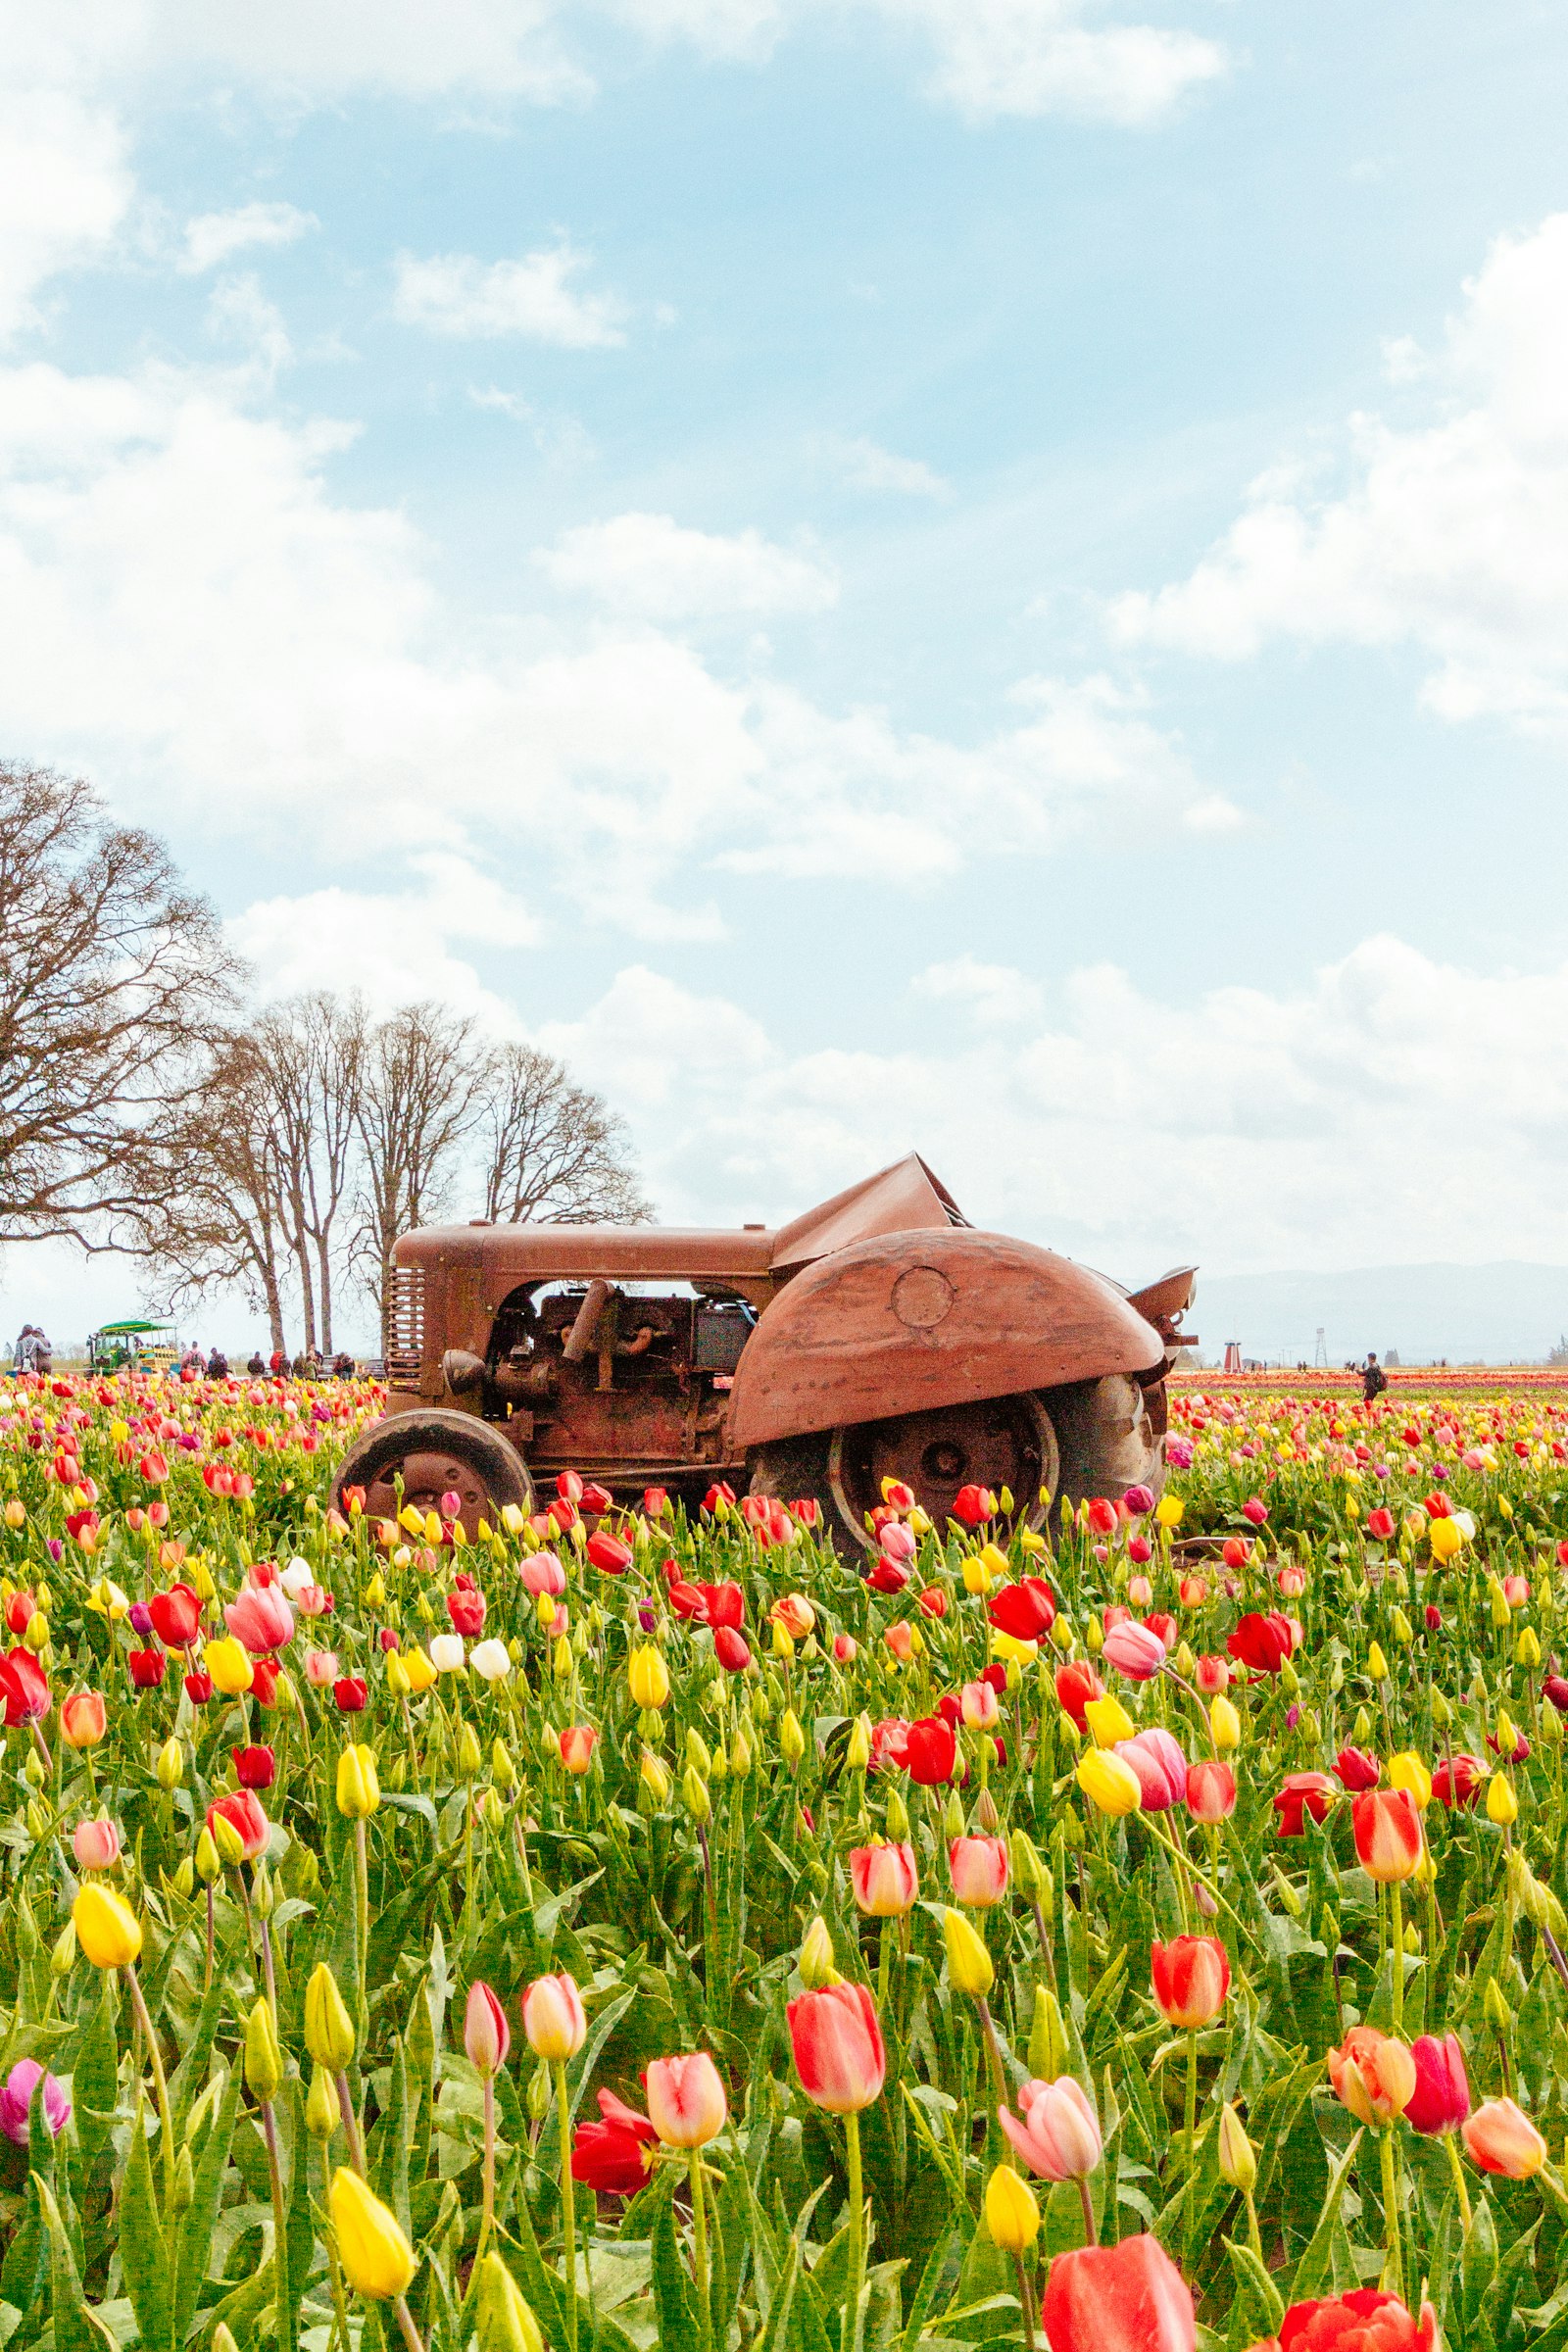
725 1227 1163 1450
339 1156 1187 1531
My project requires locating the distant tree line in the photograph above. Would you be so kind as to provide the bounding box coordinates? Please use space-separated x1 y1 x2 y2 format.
0 763 650 1355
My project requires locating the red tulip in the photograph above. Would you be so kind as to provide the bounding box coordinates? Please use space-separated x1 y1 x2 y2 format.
1054 1659 1105 1731
557 1471 584 1503
787 1982 886 2113
1228 1612 1298 1675
579 1482 613 1516
702 1482 737 1515
867 1557 909 1594
1194 1653 1230 1692
1040 2232 1195 2352
1242 1496 1268 1526
1402 2033 1469 2135
0 1649 50 1723
904 1715 957 1787
1279 2289 1438 2352
231 1744 276 1790
1222 1537 1250 1570
1274 1772 1336 1837
1335 1746 1381 1791
571 2088 657 2194
127 1647 168 1690
250 1660 279 1707
1103 1621 1167 1681
988 1577 1056 1642
464 1981 511 2078
1544 1676 1568 1715
183 1668 214 1705
1352 1788 1422 1883
951 1484 996 1528
448 1588 486 1637
587 1531 633 1576
1151 1936 1229 2029
333 1676 368 1713
713 1626 752 1673
207 1788 270 1863
559 1725 598 1774
1366 1507 1396 1541
1432 1753 1486 1809
1086 1497 1118 1536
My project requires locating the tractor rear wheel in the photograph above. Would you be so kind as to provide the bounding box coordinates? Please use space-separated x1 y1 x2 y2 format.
332 1408 533 1539
1047 1374 1165 1511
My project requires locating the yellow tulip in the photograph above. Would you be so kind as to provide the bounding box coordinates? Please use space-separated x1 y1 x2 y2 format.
156 1738 184 1790
1429 1517 1462 1562
73 1883 142 1970
1083 1694 1137 1748
1488 1773 1519 1828
943 1906 995 1997
204 1637 254 1696
244 1998 283 2101
1154 1494 1184 1529
1388 1752 1432 1811
985 2163 1040 2253
330 2168 416 2300
306 1962 357 2069
1076 1748 1143 1817
627 1645 670 1710
475 2253 546 2352
1210 1694 1242 1751
990 1630 1038 1667
1366 1642 1389 1683
336 1744 381 1820
402 1648 439 1694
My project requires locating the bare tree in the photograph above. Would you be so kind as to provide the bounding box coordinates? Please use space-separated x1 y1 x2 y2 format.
355 1003 486 1341
0 763 241 1246
478 1041 650 1225
249 994 368 1353
148 1033 293 1354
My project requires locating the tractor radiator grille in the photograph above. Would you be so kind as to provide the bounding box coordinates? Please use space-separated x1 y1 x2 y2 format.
383 1266 426 1386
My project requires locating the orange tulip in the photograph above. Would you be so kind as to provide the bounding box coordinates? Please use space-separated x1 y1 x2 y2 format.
1327 2028 1415 2126
1351 1788 1423 1884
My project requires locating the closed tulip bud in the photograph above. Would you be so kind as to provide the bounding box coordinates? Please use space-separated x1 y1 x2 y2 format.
73 1884 142 1970
307 2065 342 2141
685 1728 711 1778
24 1612 49 1651
244 1999 283 2102
943 1906 994 1998
1366 1642 1389 1683
1029 1985 1069 2082
730 1726 754 1778
985 2163 1040 2253
639 1750 672 1807
385 1653 412 1697
1217 2102 1256 2195
306 1963 357 2070
800 1916 836 1988
1487 1774 1519 1827
1431 1688 1452 1731
475 2253 546 2352
1270 1867 1303 1921
1484 1977 1512 2031
682 1764 711 1823
780 1708 807 1766
627 1646 670 1710
847 1713 872 1770
169 1856 195 1900
521 1972 586 2062
1209 1694 1242 1751
330 2168 417 2300
1391 1607 1413 1647
1496 1709 1519 1757
553 1636 573 1680
1517 1628 1542 1668
172 2142 195 2213
478 1786 506 1833
456 1723 483 1777
1279 1657 1300 1697
1011 1830 1050 1900
25 1797 49 1840
155 1738 184 1790
336 1744 380 1820
491 1740 517 1789
1085 1614 1103 1654
195 1828 221 1885
252 1862 275 1921
943 1789 965 1841
51 1920 77 1976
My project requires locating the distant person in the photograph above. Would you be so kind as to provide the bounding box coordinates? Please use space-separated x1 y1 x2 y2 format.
248 1349 266 1376
208 1346 229 1379
332 1350 356 1379
1361 1351 1388 1403
269 1348 287 1378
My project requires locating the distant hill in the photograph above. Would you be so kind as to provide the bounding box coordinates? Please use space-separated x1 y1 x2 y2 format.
1192 1262 1568 1369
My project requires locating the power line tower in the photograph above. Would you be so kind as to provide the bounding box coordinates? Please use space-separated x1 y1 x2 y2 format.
1313 1327 1328 1368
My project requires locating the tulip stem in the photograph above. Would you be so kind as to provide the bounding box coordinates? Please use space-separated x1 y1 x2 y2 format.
1379 2126 1403 2303
1183 2029 1199 2258
354 1819 370 2045
842 2108 864 2352
204 1881 214 1993
688 2146 712 2351
123 1965 175 2207
1076 2175 1098 2248
318 2142 354 2352
391 2294 425 2352
1388 1881 1403 2039
1445 2130 1472 2232
477 2073 496 2262
1011 2250 1038 2351
261 2094 289 2352
335 2070 368 2176
553 2058 580 2352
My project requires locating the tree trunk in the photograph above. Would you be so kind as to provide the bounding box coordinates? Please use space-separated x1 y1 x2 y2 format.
265 1267 286 1358
318 1238 334 1357
295 1240 317 1354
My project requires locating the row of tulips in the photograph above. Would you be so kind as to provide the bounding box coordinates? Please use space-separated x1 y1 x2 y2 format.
5 1370 1568 2350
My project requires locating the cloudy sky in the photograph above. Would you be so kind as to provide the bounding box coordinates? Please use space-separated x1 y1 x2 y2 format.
6 1 1568 1345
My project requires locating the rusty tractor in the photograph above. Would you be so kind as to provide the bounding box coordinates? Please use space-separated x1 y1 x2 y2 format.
330 1154 1196 1554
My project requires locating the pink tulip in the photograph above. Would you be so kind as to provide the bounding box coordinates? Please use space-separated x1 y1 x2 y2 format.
949 1835 1010 1907
1463 2096 1546 2178
880 1521 917 1563
73 1817 121 1871
522 1552 567 1597
1186 1759 1237 1822
1115 1729 1188 1812
224 1582 294 1654
304 1647 339 1687
960 1679 1000 1730
1102 1620 1167 1681
646 2052 728 2148
465 1981 511 2079
787 1983 886 2114
850 1841 918 1917
0 2059 70 2146
522 1973 586 2062
999 2076 1103 2180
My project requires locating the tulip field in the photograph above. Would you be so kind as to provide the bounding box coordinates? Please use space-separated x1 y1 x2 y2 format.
8 1375 1568 2352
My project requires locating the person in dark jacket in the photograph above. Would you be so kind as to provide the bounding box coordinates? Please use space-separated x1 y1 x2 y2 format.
1361 1351 1387 1403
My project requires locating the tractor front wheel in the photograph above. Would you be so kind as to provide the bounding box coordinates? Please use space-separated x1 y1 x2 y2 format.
331 1408 533 1540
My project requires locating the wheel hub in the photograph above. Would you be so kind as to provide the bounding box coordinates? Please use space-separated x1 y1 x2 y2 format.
828 1395 1058 1548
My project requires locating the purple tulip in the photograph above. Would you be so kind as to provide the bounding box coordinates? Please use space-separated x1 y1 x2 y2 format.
128 1601 154 1636
0 2059 71 2146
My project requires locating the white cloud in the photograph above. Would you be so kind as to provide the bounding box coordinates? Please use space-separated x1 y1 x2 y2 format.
3 0 1225 127
537 512 838 618
540 937 1568 1273
1113 214 1568 741
0 90 132 335
468 384 596 464
911 955 1046 1023
179 201 318 275
392 243 630 347
205 273 293 381
831 434 950 500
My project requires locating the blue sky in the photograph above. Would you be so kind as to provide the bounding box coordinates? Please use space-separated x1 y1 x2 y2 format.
6 0 1568 1347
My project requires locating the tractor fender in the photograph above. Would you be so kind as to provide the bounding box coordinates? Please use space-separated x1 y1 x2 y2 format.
726 1226 1164 1450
